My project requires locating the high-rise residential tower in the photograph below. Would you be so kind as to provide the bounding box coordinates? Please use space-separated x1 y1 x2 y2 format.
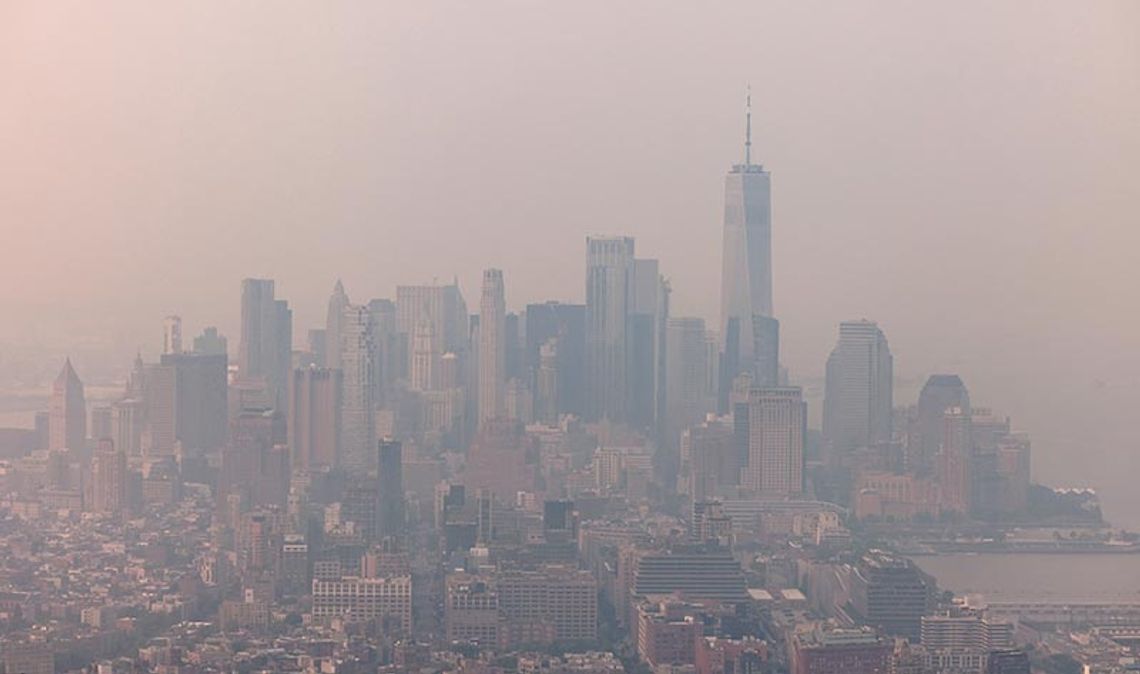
822 320 894 456
478 269 506 425
719 91 775 407
238 278 292 407
340 304 375 471
585 236 635 423
49 359 86 452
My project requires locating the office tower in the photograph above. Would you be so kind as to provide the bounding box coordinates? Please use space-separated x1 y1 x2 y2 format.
396 281 470 380
48 358 86 452
311 575 412 634
911 375 971 471
238 278 292 406
682 419 738 502
534 340 559 424
741 387 805 496
496 566 598 642
306 329 327 368
665 317 716 449
938 407 973 515
141 362 177 455
367 298 399 403
90 438 127 516
720 92 775 407
629 257 668 435
163 315 183 355
586 236 635 422
340 304 375 471
823 320 894 456
90 404 113 441
445 574 503 646
410 315 437 391
221 411 288 510
324 279 349 371
193 326 228 356
790 627 890 674
543 499 576 536
986 650 1031 674
288 367 342 470
995 433 1031 513
111 398 144 457
848 550 931 640
478 269 506 425
161 352 229 451
378 439 404 537
525 302 586 417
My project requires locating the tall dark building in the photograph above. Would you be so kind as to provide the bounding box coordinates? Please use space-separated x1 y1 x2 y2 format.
848 550 931 641
378 439 404 538
238 278 292 408
525 302 586 418
586 236 635 423
160 352 228 452
911 375 970 472
287 367 342 470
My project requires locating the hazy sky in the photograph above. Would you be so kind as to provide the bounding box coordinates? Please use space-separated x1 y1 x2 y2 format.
2 3 1138 517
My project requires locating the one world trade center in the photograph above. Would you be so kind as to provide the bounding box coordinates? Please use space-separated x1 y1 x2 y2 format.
719 90 779 409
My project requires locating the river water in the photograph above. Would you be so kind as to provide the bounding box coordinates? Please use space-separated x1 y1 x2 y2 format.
912 553 1140 603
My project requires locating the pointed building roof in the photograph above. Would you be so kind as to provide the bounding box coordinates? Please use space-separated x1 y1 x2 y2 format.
56 358 82 386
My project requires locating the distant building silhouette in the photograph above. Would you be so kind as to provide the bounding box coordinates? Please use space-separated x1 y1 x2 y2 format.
823 320 893 457
49 358 86 452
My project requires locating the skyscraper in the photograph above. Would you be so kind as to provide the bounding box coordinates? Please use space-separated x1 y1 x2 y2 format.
90 438 127 517
48 358 86 452
586 236 635 423
288 366 342 470
938 407 973 515
163 315 183 355
629 258 668 435
525 302 586 418
378 439 404 537
238 278 292 407
665 317 716 449
720 91 775 406
324 279 349 371
193 326 228 356
822 320 894 456
396 281 470 382
340 305 375 471
741 387 804 496
478 269 506 425
160 351 229 451
912 375 971 472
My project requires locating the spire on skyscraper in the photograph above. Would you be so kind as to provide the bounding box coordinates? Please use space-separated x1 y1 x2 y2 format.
744 84 752 167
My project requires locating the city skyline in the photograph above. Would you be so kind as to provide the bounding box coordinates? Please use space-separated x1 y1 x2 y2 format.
0 4 1135 671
